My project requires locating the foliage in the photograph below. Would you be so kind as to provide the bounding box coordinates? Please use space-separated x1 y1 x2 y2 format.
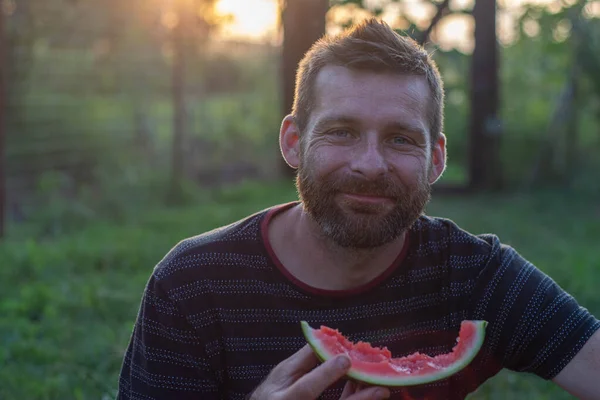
3 1 600 398
2 1 600 398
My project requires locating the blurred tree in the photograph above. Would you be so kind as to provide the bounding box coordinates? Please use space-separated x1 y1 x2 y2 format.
2 0 237 213
151 0 220 203
526 1 600 187
468 0 502 190
280 0 329 177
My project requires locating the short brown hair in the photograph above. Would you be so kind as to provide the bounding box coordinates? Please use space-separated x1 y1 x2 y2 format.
292 18 445 146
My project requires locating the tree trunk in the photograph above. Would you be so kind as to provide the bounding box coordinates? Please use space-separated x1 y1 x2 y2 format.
468 0 502 191
280 0 328 178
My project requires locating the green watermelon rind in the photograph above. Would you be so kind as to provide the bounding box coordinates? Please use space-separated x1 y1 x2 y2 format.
300 320 488 387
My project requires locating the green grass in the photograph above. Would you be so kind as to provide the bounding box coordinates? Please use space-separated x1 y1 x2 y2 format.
1 179 597 399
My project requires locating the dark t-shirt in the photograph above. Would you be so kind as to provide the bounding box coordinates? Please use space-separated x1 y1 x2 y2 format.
117 202 600 399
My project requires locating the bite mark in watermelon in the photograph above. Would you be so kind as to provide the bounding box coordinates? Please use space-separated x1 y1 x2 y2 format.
300 320 488 387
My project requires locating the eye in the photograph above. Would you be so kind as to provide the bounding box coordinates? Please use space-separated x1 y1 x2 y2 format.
329 129 352 138
392 136 409 145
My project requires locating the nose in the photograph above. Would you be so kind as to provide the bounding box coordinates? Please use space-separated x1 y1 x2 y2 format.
349 138 388 180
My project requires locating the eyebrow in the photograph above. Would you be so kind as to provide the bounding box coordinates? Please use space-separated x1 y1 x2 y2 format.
383 121 427 137
313 114 427 137
313 115 359 133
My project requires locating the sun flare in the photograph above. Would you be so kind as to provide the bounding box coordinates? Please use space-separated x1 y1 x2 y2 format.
215 0 279 41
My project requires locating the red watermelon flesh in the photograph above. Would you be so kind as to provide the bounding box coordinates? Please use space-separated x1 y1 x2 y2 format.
300 320 487 387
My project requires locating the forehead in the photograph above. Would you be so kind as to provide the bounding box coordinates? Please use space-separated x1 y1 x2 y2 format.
309 65 431 136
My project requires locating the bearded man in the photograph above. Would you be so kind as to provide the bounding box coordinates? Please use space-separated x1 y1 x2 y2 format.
117 18 600 400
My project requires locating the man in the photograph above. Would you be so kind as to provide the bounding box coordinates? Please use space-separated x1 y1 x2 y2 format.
117 19 600 400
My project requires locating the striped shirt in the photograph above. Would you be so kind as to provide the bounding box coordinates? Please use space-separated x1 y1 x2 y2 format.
117 202 600 399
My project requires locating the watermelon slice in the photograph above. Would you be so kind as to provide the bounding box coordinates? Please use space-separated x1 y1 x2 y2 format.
300 320 487 387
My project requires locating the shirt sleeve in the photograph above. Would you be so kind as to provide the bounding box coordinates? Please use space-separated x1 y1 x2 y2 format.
117 274 220 399
468 237 600 380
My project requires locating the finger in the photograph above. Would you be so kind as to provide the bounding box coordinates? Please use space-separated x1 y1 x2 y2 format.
287 354 351 399
340 380 357 398
345 386 390 400
274 345 319 377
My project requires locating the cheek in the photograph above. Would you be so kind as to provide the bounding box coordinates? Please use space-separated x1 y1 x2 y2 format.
392 155 430 182
304 146 348 173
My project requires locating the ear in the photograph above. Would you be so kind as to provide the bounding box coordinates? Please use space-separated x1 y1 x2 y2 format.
279 114 302 169
428 133 447 184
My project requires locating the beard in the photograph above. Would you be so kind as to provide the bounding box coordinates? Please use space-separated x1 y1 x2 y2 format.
296 162 431 250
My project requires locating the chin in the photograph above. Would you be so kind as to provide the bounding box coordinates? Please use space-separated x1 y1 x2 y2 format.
319 216 404 249
337 198 395 216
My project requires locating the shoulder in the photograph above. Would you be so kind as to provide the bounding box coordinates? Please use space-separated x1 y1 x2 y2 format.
409 215 536 290
410 215 504 259
150 204 284 285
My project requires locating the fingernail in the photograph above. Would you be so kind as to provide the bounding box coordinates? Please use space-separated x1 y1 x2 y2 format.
376 388 390 399
336 355 350 369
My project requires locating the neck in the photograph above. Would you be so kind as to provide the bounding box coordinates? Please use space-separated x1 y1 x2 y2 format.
270 203 407 291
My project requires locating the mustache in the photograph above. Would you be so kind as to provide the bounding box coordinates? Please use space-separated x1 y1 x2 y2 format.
325 176 405 198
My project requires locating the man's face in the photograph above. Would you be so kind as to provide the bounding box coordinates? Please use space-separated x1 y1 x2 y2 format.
295 65 443 249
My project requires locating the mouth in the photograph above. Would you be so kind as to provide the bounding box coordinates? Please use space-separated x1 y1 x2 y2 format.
341 192 394 204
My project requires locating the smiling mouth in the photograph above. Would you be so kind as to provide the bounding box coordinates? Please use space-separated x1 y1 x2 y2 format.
342 193 393 203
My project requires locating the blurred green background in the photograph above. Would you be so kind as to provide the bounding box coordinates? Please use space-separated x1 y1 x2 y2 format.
1 0 599 399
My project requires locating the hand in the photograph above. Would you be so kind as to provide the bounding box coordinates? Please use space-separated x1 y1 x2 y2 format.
249 344 390 400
